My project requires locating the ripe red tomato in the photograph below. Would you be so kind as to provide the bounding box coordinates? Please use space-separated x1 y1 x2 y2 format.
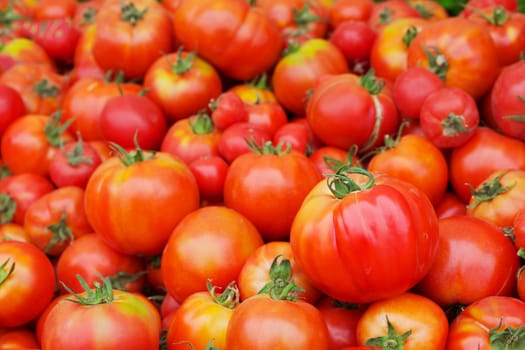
243 100 289 138
0 84 25 139
188 156 229 204
0 241 56 328
433 192 467 219
217 122 271 164
0 328 40 349
32 0 76 20
416 215 519 307
69 24 105 83
368 0 421 31
161 206 264 303
329 0 374 28
209 91 247 131
273 117 322 156
100 93 168 151
0 223 31 243
308 145 360 177
0 38 55 74
290 168 439 303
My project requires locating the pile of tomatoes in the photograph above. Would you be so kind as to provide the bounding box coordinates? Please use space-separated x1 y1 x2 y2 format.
1 0 525 348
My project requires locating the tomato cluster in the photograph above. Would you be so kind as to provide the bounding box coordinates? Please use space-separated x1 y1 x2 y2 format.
1 0 525 349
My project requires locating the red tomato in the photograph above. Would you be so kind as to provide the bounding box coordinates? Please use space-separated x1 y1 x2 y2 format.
41 276 162 349
392 66 444 120
32 0 76 20
217 122 271 164
69 24 105 83
228 74 277 104
433 192 467 219
173 0 282 81
406 17 499 100
0 328 40 349
237 241 321 304
209 91 247 131
368 0 421 32
161 206 264 303
0 37 55 73
290 167 439 303
329 0 374 28
143 49 223 123
460 0 517 17
308 145 360 177
1 113 74 177
56 234 145 294
224 140 321 241
92 0 173 80
243 100 289 138
85 148 200 256
48 137 103 188
356 292 448 350
416 215 519 307
446 296 525 349
160 112 222 165
100 93 168 151
0 84 25 139
273 117 321 156
419 87 480 149
272 38 349 116
188 156 229 204
0 173 55 225
449 126 525 203
24 186 92 257
0 223 31 243
0 241 56 328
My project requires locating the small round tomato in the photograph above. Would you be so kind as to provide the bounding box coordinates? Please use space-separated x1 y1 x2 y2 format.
188 155 229 205
217 122 271 164
0 84 26 139
209 91 247 131
329 0 374 28
433 192 466 219
243 100 288 138
273 117 321 156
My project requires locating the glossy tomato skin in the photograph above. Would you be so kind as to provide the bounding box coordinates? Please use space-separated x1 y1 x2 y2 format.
416 215 519 307
188 155 229 204
100 93 168 151
226 294 329 349
41 289 162 350
446 296 525 350
273 117 321 156
173 0 283 81
0 328 40 349
143 50 223 123
329 21 376 73
56 234 145 294
0 84 25 138
210 91 247 131
290 171 439 303
0 241 56 328
92 0 173 80
161 206 264 303
433 192 466 219
449 126 525 203
0 223 31 243
356 292 448 350
368 0 421 31
329 0 374 28
218 122 272 164
224 146 322 241
406 17 499 100
85 151 200 256
308 145 359 177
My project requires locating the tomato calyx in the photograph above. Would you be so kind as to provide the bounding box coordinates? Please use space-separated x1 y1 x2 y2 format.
81 6 97 25
468 173 516 209
0 164 11 179
0 1 24 29
468 5 509 26
246 138 292 156
207 280 240 309
109 136 156 166
0 193 16 225
45 211 73 253
190 111 215 135
422 45 448 81
64 135 94 166
503 96 525 122
120 2 147 26
488 319 525 349
0 258 15 286
378 7 393 25
34 79 60 98
402 26 420 48
324 145 360 172
359 69 385 95
327 165 375 199
109 270 146 291
45 111 74 147
63 274 115 305
171 48 196 75
411 4 433 19
293 1 323 28
441 113 474 136
365 316 412 350
258 255 305 301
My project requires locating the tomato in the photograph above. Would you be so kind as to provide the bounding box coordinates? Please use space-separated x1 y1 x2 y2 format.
41 276 161 349
0 328 40 349
92 0 173 80
449 126 525 203
48 136 103 189
160 293 180 330
467 169 525 228
272 38 349 116
0 84 25 140
0 223 31 243
406 17 499 100
0 173 55 225
160 112 222 165
433 192 467 219
188 156 229 205
61 76 142 141
273 117 321 156
368 0 422 32
85 147 200 256
306 72 399 153
209 91 247 131
69 24 105 83
290 167 439 303
0 38 55 74
173 0 282 81
419 87 480 149
32 0 76 20
490 59 525 141
392 66 444 120
24 186 92 257
459 0 518 17
367 133 449 205
0 63 68 115
446 296 525 349
143 49 223 123
243 100 289 137
1 113 74 177
416 215 519 307
0 241 56 328
161 206 264 303
316 297 366 349
328 0 374 28
144 254 164 294
237 241 321 304
166 281 239 350
228 74 277 104
370 17 428 83
224 140 321 241
217 122 271 164
308 145 360 178
56 233 145 294
100 93 168 151
356 292 448 350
